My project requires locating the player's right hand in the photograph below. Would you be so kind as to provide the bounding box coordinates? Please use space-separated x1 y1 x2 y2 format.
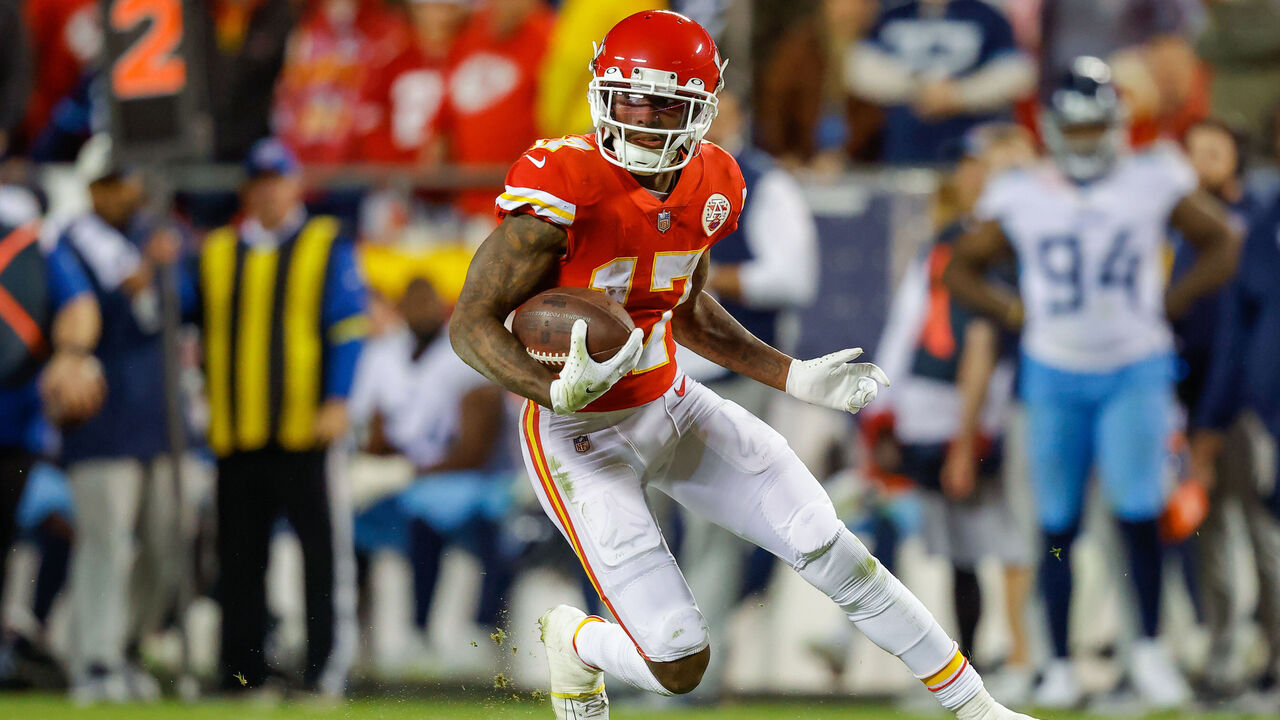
549 319 643 414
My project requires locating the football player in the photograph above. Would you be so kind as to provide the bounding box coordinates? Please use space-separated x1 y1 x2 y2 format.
450 11 1035 720
944 57 1242 709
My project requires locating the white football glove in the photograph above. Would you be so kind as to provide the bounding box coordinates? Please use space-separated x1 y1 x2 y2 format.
785 348 890 415
549 319 644 415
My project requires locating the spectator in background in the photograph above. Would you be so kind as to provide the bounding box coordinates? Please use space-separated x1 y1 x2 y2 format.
58 136 178 704
0 0 32 158
1181 119 1280 700
1037 0 1192 97
756 0 883 169
1173 120 1257 432
673 89 818 701
203 0 299 162
349 277 514 666
536 0 658 138
870 123 1037 703
18 0 99 155
1260 102 1280 206
1190 192 1280 699
354 0 469 165
273 0 409 163
437 0 553 222
0 182 103 680
190 139 367 696
846 0 1035 164
1111 34 1210 147
1196 0 1280 153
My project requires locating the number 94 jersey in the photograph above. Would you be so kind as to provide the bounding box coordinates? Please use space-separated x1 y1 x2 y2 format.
495 134 747 411
976 144 1197 373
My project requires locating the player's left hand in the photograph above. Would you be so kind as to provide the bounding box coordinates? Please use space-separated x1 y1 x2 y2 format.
785 348 890 415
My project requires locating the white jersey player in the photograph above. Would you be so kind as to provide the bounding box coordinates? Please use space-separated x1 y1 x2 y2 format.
945 57 1241 709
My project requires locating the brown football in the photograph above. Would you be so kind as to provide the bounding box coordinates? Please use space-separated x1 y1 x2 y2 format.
512 287 636 369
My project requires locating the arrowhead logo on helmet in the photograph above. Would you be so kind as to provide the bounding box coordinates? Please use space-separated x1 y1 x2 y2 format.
587 10 727 176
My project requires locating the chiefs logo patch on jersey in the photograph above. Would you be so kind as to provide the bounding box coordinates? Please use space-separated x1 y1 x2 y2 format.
657 209 672 233
702 194 731 236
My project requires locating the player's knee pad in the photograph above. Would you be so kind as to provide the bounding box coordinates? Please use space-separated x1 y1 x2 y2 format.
757 453 845 565
784 498 844 563
660 606 710 658
635 605 709 665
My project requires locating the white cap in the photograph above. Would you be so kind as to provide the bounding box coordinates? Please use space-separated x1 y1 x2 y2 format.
75 134 133 185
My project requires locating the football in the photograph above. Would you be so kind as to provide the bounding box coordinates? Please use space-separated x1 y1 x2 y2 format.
512 287 636 369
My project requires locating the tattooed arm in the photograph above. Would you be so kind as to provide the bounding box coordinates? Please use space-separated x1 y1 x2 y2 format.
450 214 567 407
671 253 793 391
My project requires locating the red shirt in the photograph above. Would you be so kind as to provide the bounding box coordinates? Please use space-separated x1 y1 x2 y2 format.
496 134 747 411
273 1 409 163
440 6 554 215
21 0 98 145
354 42 448 164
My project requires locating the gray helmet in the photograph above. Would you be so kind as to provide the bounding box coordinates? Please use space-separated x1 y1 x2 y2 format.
1040 56 1125 182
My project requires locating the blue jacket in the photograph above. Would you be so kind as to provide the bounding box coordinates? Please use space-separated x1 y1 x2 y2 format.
58 213 171 462
1195 196 1280 437
0 196 92 451
868 0 1021 163
1171 193 1258 414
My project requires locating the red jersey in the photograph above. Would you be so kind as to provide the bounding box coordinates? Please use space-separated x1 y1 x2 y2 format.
273 1 409 163
21 0 97 146
496 134 747 411
439 5 554 215
354 42 448 164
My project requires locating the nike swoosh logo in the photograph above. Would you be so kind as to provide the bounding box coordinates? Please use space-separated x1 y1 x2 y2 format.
675 377 687 397
584 385 601 395
527 155 547 168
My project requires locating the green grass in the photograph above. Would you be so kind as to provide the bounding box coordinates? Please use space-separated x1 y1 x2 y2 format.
0 695 1273 720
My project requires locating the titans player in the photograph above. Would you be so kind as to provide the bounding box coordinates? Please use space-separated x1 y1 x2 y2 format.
945 57 1241 708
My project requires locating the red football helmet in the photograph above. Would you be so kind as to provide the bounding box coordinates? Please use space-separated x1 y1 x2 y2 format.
588 10 726 175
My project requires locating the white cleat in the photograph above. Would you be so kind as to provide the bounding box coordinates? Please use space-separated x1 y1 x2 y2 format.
70 667 130 706
956 687 1041 720
1130 638 1192 710
1034 659 1083 709
123 662 161 703
539 605 609 719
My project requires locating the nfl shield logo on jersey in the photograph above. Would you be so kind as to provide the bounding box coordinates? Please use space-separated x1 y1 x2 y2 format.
702 193 731 236
574 435 592 453
657 209 672 233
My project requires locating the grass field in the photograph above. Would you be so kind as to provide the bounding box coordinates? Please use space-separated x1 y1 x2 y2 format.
0 695 1273 720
